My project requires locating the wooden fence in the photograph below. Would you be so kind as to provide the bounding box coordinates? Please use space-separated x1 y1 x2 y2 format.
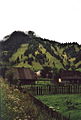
29 94 70 120
21 84 81 96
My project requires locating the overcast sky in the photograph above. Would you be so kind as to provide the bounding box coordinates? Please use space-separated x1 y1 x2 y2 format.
0 0 81 44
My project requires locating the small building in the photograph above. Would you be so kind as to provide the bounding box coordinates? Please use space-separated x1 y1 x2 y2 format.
59 70 81 84
6 67 37 85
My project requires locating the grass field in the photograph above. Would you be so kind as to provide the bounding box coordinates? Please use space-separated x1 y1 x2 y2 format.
37 94 81 120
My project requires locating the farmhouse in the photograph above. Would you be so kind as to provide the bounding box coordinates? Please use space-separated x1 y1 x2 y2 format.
7 67 37 85
59 70 81 84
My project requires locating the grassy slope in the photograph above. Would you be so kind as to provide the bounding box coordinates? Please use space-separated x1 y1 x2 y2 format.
37 94 81 120
8 41 81 71
0 79 7 119
40 44 63 69
0 78 56 120
9 44 28 62
9 43 63 71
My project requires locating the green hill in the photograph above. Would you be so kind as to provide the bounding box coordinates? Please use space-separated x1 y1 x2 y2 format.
0 31 81 72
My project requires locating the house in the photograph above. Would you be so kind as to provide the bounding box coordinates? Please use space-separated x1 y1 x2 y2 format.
6 67 37 85
59 70 81 84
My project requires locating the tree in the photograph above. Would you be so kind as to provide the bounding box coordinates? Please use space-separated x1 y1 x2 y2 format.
28 57 33 65
71 65 76 71
28 31 35 37
16 57 20 63
41 66 53 78
35 53 46 65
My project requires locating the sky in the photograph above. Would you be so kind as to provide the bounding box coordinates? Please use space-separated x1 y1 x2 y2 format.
0 0 81 44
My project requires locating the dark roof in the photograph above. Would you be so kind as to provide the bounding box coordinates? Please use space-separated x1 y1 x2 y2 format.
12 67 37 80
60 70 81 80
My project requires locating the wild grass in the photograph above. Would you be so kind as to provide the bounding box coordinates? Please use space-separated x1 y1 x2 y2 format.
0 78 54 120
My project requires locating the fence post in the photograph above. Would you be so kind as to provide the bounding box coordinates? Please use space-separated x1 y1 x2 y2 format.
41 86 42 95
48 85 51 94
37 86 38 95
68 113 71 120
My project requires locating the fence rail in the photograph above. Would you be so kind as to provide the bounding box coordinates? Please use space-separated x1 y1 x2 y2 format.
21 84 81 96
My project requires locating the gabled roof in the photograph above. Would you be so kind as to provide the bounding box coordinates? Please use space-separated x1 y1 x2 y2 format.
60 70 81 80
12 67 37 80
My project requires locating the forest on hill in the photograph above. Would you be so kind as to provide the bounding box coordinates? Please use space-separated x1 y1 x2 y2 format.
0 31 81 72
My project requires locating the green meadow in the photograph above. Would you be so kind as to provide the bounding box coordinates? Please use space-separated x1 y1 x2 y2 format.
37 94 81 120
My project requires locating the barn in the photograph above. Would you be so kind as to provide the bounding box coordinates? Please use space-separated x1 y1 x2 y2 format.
59 70 81 84
6 67 37 85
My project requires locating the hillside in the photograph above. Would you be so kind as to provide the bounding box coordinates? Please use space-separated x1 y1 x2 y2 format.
0 77 54 120
0 31 81 72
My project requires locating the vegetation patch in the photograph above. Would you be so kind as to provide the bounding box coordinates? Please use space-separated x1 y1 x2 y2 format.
10 44 28 62
37 94 81 120
0 78 55 120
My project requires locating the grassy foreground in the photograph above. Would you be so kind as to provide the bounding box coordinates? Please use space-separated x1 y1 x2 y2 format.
0 78 54 120
37 94 81 120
